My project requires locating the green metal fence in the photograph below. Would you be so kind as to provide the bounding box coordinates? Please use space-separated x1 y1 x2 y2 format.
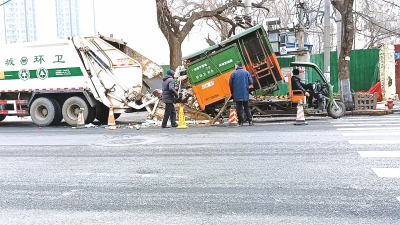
270 49 379 96
308 49 379 93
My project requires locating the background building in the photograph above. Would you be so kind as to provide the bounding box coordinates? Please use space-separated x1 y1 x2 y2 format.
0 0 88 44
0 0 36 44
55 0 79 39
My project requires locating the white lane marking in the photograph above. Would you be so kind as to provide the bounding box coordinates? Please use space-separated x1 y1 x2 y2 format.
349 140 400 144
397 197 400 202
334 117 400 120
334 123 400 127
358 151 400 157
372 168 400 178
331 120 400 124
342 132 400 136
330 118 400 123
337 127 400 131
62 189 80 196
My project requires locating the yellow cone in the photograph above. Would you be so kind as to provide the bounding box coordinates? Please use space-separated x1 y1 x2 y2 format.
177 106 188 129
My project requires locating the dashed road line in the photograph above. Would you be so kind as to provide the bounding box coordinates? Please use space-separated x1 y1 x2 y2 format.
333 123 400 127
349 140 400 144
372 168 400 178
358 151 400 157
342 132 400 136
337 127 400 131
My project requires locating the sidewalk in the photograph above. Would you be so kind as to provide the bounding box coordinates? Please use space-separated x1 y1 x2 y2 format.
348 99 400 116
375 100 400 111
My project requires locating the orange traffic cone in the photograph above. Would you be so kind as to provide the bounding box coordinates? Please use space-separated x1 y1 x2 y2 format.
108 105 116 130
177 105 188 129
294 100 308 125
76 108 85 129
228 105 239 126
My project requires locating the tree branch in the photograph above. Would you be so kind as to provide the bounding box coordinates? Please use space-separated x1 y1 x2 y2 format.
252 0 270 13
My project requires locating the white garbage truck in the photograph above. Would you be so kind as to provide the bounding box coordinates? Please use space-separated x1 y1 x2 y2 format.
0 36 161 126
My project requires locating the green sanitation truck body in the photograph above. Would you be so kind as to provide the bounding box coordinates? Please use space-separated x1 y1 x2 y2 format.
181 21 346 119
182 20 284 112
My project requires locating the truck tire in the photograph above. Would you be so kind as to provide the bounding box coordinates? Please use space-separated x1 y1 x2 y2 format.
49 98 63 126
95 104 121 124
62 96 95 126
30 97 59 126
328 100 346 119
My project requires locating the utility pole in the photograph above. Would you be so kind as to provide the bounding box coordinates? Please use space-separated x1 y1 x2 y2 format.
244 0 252 15
294 0 311 101
295 0 310 83
324 0 331 82
93 0 97 34
297 1 305 51
244 0 252 27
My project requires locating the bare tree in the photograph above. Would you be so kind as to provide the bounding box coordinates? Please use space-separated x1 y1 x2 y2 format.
203 0 240 43
331 0 354 109
0 0 12 7
155 0 270 69
354 0 400 48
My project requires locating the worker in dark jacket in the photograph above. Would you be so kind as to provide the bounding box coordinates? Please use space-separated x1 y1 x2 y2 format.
291 68 315 106
229 61 254 126
161 69 179 128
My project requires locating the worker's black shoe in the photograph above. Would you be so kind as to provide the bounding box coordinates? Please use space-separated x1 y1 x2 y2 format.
172 123 178 127
238 121 243 126
249 121 254 126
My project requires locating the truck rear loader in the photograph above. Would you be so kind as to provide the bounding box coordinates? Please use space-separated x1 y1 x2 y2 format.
0 36 161 126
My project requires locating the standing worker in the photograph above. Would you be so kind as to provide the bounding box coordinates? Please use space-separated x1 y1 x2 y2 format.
161 69 179 128
229 61 254 126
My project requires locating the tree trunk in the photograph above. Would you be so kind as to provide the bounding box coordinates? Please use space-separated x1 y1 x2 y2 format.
169 37 183 71
331 0 354 110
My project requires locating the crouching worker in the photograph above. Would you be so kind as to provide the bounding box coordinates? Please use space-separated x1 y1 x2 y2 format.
161 69 179 128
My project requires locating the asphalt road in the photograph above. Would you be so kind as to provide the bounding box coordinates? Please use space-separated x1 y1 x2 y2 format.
0 113 399 224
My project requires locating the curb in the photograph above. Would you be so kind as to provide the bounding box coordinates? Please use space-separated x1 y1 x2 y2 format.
345 109 394 116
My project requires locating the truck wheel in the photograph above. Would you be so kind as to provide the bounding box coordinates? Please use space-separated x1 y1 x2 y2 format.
95 104 121 124
30 97 59 126
62 96 95 126
328 101 346 119
49 98 63 126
